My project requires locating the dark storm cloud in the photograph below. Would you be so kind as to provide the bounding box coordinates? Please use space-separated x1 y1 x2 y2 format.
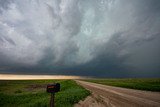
0 0 160 77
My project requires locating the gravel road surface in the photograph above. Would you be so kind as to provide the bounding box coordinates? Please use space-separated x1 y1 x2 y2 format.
75 80 160 107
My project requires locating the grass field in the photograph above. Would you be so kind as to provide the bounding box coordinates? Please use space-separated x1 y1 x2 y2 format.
84 78 160 92
0 80 90 107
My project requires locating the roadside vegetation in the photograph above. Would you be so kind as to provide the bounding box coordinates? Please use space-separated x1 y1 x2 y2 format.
0 80 90 107
84 78 160 92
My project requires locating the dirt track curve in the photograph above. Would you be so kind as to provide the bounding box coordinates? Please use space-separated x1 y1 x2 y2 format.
75 80 160 107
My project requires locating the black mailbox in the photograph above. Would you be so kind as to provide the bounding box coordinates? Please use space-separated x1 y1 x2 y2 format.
47 83 60 93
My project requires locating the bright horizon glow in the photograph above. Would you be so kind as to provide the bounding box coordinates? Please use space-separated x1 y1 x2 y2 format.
0 74 84 80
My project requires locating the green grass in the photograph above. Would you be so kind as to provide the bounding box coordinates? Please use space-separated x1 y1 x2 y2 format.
0 80 90 107
84 78 160 92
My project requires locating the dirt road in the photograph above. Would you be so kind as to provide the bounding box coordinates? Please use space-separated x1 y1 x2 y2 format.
75 80 160 107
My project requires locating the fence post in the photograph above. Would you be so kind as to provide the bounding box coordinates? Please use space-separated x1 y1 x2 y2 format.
50 93 55 107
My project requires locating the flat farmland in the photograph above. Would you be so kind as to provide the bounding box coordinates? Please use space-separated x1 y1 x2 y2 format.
0 80 90 107
84 78 160 91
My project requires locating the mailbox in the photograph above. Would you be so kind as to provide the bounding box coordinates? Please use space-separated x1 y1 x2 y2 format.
47 83 60 93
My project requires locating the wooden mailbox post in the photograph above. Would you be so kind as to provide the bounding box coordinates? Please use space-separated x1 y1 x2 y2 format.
47 83 60 107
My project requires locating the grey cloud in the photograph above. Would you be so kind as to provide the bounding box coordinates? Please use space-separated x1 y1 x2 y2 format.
0 0 13 12
0 0 160 77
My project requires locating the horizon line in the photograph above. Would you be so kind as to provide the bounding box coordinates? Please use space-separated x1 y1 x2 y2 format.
0 74 86 80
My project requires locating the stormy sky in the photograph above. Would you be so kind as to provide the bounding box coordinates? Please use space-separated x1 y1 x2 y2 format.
0 0 160 77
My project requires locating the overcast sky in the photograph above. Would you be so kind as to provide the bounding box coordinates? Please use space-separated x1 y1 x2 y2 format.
0 0 160 77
